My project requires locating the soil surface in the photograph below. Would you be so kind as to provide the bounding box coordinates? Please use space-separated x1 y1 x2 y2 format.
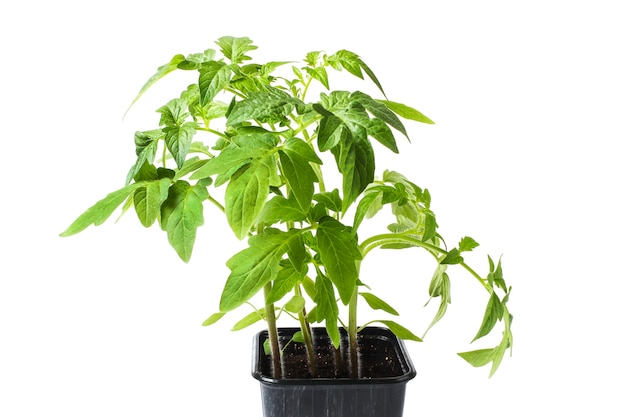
261 331 405 379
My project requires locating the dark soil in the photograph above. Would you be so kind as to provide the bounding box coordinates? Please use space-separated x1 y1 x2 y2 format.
260 330 405 379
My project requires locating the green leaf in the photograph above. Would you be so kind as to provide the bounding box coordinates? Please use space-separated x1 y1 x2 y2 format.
304 66 329 89
227 88 302 126
316 217 362 304
375 320 422 342
423 264 451 337
279 148 317 211
352 92 408 139
177 49 217 70
458 348 496 368
266 265 303 304
232 309 265 331
163 122 197 168
224 155 273 239
440 248 464 265
378 100 435 124
160 181 209 262
60 182 145 237
313 273 340 347
216 36 257 64
157 98 189 127
359 292 399 316
472 292 504 342
257 196 308 225
313 189 343 213
133 178 172 227
459 236 480 252
199 61 232 105
127 130 163 184
220 230 301 312
332 130 375 212
202 312 226 326
125 54 186 115
282 137 323 165
284 295 306 313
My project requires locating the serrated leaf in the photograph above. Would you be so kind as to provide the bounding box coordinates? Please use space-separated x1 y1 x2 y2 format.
160 181 209 262
133 178 171 227
127 130 163 184
177 49 217 70
359 292 399 316
304 66 329 89
352 91 407 139
220 230 301 312
316 217 362 304
216 36 257 64
225 156 273 239
164 122 197 168
375 320 422 342
199 61 232 105
227 88 302 126
60 182 146 237
313 189 343 213
333 131 375 212
459 236 480 252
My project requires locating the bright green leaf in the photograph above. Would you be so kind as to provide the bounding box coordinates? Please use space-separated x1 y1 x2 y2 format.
472 292 504 342
202 312 226 326
360 292 399 316
160 181 209 262
220 230 302 312
316 217 362 304
378 100 435 124
199 61 232 105
133 178 171 227
459 236 480 253
375 320 422 342
60 182 146 237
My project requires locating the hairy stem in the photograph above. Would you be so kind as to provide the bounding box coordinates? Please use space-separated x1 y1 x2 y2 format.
263 283 282 379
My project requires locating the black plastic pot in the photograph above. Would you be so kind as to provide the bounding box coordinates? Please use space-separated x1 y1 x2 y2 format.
252 327 416 417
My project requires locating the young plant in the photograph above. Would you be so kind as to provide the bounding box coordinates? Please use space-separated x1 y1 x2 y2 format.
61 36 513 379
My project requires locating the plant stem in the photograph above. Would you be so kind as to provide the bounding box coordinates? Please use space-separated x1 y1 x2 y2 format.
348 269 359 378
295 285 317 376
263 283 282 379
360 233 492 293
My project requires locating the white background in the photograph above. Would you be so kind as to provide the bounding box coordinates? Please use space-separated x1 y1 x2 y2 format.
1 0 624 415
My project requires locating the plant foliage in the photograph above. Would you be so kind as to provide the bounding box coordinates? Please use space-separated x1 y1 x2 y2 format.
62 36 513 378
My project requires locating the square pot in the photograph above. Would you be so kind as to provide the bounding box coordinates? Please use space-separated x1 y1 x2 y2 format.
252 327 416 417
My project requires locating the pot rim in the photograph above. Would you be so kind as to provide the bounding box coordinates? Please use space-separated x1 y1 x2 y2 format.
251 326 417 386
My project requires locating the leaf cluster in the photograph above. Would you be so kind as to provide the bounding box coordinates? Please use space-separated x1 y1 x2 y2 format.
61 36 513 378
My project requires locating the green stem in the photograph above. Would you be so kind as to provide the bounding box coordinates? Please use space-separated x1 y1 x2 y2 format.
295 285 317 376
360 233 491 293
263 283 282 379
348 285 359 378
